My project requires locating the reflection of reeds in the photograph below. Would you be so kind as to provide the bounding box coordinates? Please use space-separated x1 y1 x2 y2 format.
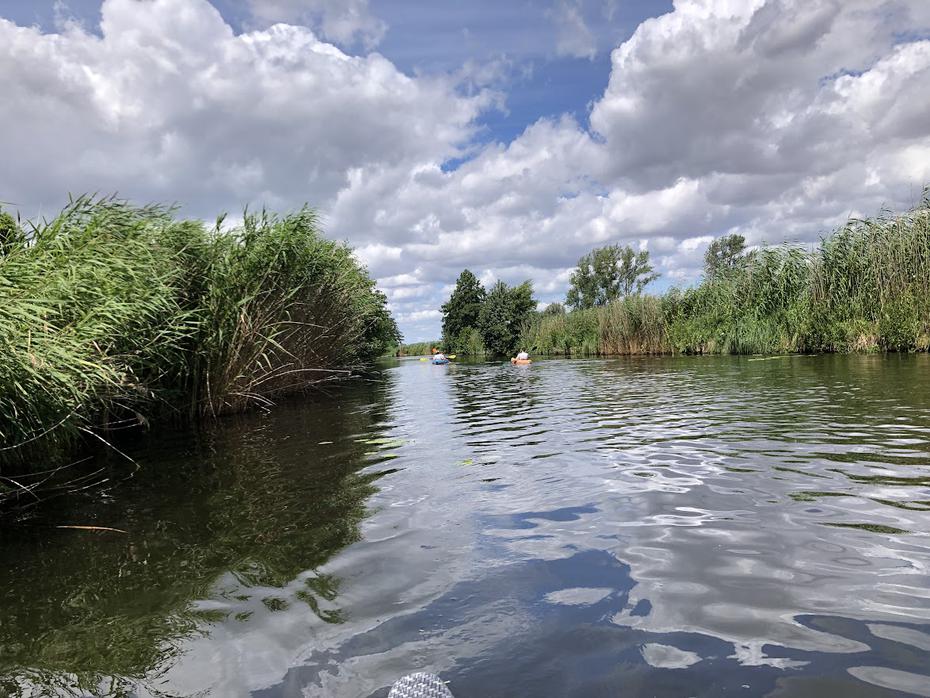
0 382 393 695
522 195 930 356
0 197 398 491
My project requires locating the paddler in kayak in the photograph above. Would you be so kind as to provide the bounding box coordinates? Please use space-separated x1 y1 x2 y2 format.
510 350 532 365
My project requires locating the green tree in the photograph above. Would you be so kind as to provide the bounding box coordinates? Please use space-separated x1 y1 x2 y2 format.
704 234 746 278
543 302 565 315
441 269 486 351
509 280 536 321
461 327 486 356
566 244 658 309
358 288 402 357
0 208 25 255
478 280 537 356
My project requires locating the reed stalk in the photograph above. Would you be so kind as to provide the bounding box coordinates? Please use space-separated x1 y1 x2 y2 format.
0 197 398 500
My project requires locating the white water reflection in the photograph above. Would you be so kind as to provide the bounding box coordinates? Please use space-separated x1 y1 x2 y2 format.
182 357 930 695
641 643 701 669
847 666 930 696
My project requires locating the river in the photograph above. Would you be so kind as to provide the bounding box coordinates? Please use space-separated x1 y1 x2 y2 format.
2 355 930 697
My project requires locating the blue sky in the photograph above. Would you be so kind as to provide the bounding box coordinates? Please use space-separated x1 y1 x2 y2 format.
1 0 929 340
369 1 671 146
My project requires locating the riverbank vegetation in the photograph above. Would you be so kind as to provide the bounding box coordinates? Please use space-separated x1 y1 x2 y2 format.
671 201 930 354
440 196 930 358
525 198 930 355
0 196 398 502
395 341 439 356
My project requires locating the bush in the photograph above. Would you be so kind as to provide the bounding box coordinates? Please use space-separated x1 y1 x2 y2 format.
193 208 399 416
397 341 439 356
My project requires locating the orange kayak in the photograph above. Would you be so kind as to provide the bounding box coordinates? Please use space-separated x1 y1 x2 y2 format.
510 358 532 365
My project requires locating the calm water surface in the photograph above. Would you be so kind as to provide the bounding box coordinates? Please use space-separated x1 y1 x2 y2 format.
2 356 930 697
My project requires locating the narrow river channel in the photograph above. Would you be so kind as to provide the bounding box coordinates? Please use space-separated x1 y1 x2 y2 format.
2 355 930 697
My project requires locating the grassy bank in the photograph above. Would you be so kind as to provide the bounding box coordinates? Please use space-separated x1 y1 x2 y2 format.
521 198 930 356
0 196 398 501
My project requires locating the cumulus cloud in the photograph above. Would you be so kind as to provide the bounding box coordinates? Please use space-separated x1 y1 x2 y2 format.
590 0 930 191
0 0 489 218
2 0 930 341
344 0 930 336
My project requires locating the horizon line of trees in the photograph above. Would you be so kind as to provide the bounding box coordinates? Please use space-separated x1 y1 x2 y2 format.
439 191 930 358
439 238 684 356
529 194 930 355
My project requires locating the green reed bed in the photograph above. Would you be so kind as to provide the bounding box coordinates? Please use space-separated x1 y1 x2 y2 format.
396 341 439 356
0 197 397 503
598 295 669 355
522 197 930 356
520 308 599 356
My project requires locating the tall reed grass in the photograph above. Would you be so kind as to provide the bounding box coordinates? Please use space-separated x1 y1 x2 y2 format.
193 208 397 416
396 341 438 356
0 196 398 501
522 196 930 357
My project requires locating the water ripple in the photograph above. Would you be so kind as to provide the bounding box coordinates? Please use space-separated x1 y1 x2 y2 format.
5 355 930 697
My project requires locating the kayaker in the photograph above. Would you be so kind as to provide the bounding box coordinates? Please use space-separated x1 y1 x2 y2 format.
516 350 530 361
434 352 447 361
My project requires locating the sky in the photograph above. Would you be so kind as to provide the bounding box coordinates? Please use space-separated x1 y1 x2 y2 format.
1 1 930 341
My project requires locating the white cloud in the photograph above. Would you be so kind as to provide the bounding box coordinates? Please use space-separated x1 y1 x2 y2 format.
2 0 930 341
550 0 597 60
397 309 442 322
246 0 386 49
590 0 930 192
343 0 930 338
0 0 490 219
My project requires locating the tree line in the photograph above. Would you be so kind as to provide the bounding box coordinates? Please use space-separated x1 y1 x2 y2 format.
440 240 679 356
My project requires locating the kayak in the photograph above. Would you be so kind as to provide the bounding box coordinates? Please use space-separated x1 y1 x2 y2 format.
510 358 532 365
431 358 450 365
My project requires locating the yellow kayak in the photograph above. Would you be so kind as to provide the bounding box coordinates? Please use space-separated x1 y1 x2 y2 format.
510 358 532 365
